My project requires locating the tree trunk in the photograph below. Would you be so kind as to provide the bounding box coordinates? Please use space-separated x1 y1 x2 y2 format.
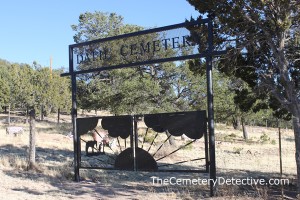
40 105 44 121
28 109 36 170
241 118 248 140
25 106 29 124
293 115 300 192
8 104 10 126
57 108 60 124
232 116 241 130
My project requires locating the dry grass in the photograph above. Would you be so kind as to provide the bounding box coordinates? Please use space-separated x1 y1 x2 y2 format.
0 155 27 170
0 113 297 199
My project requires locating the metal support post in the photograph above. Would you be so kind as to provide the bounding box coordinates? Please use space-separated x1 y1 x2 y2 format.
206 17 216 197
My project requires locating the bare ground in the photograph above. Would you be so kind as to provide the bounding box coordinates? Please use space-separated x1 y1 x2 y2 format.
0 113 298 199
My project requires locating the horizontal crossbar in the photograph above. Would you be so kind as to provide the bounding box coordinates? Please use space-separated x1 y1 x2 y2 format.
61 50 226 77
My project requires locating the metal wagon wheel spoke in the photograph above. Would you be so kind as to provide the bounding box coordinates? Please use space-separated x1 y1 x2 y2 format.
155 139 196 162
158 157 205 167
147 132 159 152
141 128 149 149
152 133 171 157
117 137 122 152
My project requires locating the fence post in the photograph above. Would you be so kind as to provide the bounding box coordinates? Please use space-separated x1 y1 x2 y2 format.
28 109 36 170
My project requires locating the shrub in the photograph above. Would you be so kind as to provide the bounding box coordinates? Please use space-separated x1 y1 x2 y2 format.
233 147 243 154
260 133 270 143
270 139 276 145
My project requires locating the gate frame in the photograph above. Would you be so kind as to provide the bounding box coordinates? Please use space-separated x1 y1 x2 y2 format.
61 17 225 196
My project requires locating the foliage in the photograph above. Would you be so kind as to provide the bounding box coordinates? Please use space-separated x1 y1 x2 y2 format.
187 0 299 119
0 60 10 111
187 0 300 189
233 147 243 154
71 11 284 128
71 11 208 115
0 59 71 116
260 132 270 143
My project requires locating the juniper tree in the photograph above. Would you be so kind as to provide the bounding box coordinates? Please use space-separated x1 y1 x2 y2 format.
187 0 300 191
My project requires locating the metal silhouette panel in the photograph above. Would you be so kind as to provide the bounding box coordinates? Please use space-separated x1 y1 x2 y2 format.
144 111 206 139
101 115 132 139
76 111 208 172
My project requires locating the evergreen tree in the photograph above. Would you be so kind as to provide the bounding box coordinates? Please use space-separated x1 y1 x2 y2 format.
187 0 300 190
71 12 201 115
0 60 10 111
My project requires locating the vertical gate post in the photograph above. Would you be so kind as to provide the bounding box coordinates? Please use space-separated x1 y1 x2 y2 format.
134 116 138 171
70 46 80 182
206 17 217 197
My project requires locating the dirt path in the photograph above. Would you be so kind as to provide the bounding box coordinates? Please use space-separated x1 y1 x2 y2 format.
0 168 199 200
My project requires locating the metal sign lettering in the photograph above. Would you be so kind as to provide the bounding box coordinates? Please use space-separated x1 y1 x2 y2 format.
61 18 216 76
75 35 195 64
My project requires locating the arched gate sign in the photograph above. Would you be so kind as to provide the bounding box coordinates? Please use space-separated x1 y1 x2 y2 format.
61 17 225 196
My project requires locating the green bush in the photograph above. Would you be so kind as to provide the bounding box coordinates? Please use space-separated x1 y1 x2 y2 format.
233 147 243 154
270 139 276 145
260 133 270 143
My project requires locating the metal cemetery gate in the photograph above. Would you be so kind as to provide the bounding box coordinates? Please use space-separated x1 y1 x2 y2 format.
61 17 225 196
77 111 208 172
